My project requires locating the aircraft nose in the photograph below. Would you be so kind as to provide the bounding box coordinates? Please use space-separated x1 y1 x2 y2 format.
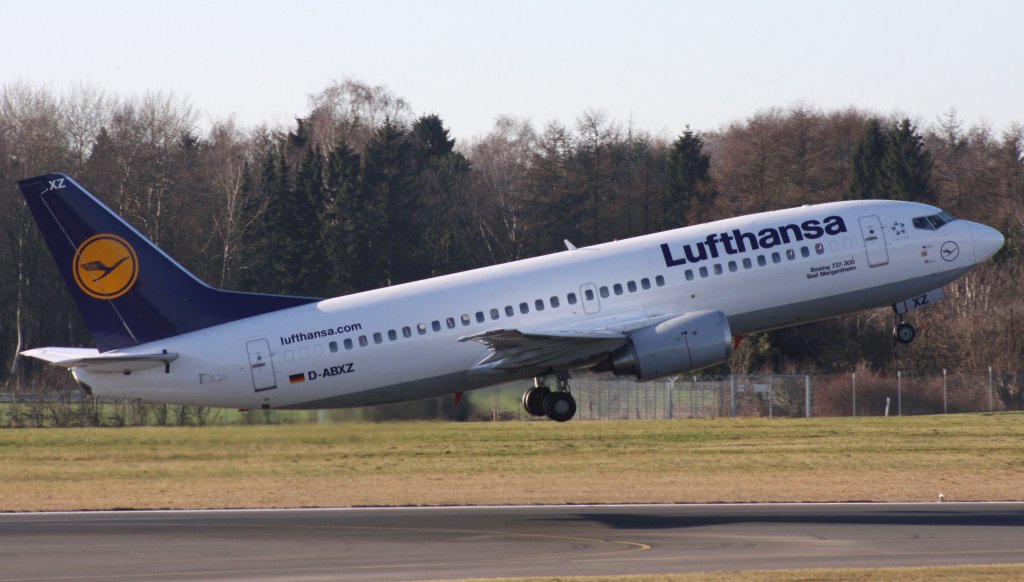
970 222 1005 262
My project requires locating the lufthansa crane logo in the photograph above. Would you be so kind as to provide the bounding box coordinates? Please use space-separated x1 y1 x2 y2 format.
940 241 960 262
73 234 139 300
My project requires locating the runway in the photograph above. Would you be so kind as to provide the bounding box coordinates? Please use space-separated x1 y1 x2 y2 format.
2 503 1023 581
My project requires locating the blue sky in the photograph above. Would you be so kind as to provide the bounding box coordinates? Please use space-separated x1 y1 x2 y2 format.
3 0 1021 139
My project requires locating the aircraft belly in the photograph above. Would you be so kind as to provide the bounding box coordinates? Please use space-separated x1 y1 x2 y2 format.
277 369 503 410
271 341 488 409
728 266 972 335
81 367 250 408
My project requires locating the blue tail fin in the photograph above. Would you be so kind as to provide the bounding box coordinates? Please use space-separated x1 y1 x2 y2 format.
18 173 319 352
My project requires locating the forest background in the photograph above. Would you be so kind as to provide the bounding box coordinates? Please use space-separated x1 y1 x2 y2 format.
1 79 1021 409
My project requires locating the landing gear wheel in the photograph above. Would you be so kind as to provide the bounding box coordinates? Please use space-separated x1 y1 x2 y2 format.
522 386 551 416
893 322 916 344
543 391 577 422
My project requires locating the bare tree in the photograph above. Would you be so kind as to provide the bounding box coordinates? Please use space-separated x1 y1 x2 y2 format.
307 79 412 153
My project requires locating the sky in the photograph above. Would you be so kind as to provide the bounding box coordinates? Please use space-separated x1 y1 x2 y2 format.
2 0 1022 140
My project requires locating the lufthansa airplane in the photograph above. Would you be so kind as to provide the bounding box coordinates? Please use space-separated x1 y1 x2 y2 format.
18 173 1004 421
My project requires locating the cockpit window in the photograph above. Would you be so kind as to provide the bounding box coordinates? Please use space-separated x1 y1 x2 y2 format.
912 211 957 230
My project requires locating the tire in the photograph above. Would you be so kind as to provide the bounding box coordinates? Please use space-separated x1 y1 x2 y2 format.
543 391 577 422
522 386 551 416
894 322 916 344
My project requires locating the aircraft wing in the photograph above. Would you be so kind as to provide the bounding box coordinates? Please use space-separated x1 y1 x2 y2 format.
21 347 178 372
458 314 676 373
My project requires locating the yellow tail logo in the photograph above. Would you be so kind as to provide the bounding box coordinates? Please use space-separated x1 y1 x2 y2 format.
73 234 138 300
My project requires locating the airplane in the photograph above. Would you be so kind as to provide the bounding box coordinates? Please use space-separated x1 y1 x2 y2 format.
17 173 1004 421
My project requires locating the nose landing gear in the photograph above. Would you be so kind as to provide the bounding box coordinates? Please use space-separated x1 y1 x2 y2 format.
522 374 577 422
893 319 916 344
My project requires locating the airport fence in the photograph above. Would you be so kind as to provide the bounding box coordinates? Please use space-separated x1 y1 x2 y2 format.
0 369 1015 427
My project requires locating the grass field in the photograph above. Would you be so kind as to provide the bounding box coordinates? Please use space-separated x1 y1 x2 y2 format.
455 564 1024 581
1 413 1022 512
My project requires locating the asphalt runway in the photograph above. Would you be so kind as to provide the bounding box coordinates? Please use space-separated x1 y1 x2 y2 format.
2 503 1023 581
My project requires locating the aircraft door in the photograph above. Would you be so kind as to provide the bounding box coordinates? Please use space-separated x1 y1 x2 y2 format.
858 215 890 267
246 339 277 392
580 283 601 314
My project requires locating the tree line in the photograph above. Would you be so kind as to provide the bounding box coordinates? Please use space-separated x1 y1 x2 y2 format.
1 80 1021 408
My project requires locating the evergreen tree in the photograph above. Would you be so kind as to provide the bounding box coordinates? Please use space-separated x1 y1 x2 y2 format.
846 118 888 199
882 118 936 203
361 118 419 286
321 139 363 293
663 126 713 229
293 145 328 294
409 114 472 275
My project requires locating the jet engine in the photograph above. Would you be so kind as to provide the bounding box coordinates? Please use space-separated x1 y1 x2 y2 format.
600 310 733 380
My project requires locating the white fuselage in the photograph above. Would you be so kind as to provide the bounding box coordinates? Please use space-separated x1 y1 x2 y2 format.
76 200 1002 409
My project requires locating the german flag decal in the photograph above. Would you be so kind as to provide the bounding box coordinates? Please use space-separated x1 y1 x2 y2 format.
288 373 305 384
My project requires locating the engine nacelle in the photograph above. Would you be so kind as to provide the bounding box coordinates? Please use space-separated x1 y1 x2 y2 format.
603 311 733 380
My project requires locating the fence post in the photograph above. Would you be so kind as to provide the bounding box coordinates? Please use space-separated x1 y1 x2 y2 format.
942 368 947 414
666 376 675 419
768 375 774 419
730 375 737 418
805 375 812 418
988 366 993 413
897 370 902 416
852 373 856 417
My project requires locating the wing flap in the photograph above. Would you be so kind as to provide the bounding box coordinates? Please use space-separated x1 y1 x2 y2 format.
458 328 625 372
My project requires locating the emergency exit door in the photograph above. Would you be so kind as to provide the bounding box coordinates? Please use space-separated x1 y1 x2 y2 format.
246 339 277 392
858 215 889 267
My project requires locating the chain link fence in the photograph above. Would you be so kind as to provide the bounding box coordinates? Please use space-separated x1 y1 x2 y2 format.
0 369 1015 426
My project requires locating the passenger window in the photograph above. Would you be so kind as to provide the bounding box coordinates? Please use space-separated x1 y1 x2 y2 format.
373 333 383 344
417 323 427 335
534 299 544 311
490 308 500 320
655 275 665 286
344 338 353 350
446 317 456 329
713 264 723 275
402 326 412 338
613 283 623 295
685 270 695 281
743 257 752 269
329 341 338 353
505 305 514 317
461 314 471 326
359 335 368 347
314 344 324 356
757 255 767 266
519 302 529 314
627 281 637 292
299 347 309 359
599 286 609 298
801 247 810 258
641 278 651 290
786 249 796 260
584 289 595 301
699 266 708 278
387 330 397 341
815 243 825 254
285 350 294 362
567 293 578 305
432 321 441 332
550 296 560 308
475 311 485 323
772 252 781 264
728 261 737 272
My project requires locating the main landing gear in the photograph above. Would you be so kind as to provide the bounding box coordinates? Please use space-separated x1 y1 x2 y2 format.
522 374 577 422
893 317 916 344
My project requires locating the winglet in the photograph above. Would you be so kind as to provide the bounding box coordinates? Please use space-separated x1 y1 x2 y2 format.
18 173 319 352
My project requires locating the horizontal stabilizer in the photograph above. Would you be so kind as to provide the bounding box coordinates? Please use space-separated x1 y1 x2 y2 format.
21 347 178 372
